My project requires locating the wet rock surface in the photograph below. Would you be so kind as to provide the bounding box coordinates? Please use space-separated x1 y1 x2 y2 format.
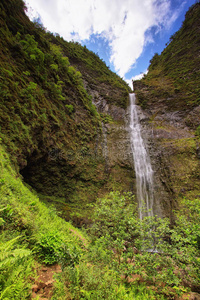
88 85 199 219
139 104 200 218
92 90 135 195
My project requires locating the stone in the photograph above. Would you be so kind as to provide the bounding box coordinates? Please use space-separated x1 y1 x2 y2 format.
32 284 39 293
31 292 37 298
37 281 46 290
45 280 54 287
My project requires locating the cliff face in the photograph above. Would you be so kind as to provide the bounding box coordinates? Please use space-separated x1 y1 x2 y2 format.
134 2 200 212
1 0 199 223
0 0 133 224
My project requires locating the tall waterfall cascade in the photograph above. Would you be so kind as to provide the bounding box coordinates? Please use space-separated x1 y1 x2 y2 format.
129 93 154 219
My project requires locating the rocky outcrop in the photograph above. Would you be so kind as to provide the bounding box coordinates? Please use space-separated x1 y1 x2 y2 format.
90 84 199 220
91 87 184 220
134 90 200 217
133 2 200 215
89 88 136 196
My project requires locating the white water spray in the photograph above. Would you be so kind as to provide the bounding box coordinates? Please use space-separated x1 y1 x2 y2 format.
129 93 154 219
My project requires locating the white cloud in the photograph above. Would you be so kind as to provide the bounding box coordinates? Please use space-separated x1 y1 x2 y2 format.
25 0 181 77
126 70 148 89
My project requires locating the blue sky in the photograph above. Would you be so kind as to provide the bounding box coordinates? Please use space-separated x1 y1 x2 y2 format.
25 0 197 86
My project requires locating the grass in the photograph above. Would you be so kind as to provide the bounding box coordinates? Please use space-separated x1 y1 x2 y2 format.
0 144 87 245
0 144 87 298
0 145 157 300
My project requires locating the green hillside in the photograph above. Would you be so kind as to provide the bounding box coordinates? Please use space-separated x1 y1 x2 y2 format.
0 0 131 222
133 2 200 207
134 2 200 114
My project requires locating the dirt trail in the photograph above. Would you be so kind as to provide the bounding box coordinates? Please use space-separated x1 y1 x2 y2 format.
31 264 62 299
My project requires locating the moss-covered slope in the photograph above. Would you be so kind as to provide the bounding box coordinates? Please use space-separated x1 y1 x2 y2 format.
0 0 131 221
134 2 200 114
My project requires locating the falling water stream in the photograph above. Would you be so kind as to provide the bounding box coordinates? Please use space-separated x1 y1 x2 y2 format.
129 93 154 219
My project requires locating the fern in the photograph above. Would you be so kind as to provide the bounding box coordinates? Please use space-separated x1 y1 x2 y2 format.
0 236 33 300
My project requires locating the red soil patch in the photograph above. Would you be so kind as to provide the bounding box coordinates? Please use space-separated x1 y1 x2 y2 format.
31 264 62 299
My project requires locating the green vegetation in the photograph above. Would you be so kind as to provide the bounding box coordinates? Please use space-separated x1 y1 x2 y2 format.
1 148 200 299
0 0 200 298
49 37 131 108
0 0 130 212
0 236 34 299
134 3 200 110
195 125 200 138
65 104 74 114
0 145 86 298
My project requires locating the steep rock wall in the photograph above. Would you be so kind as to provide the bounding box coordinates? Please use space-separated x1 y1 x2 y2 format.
133 2 200 214
134 81 200 217
88 87 136 197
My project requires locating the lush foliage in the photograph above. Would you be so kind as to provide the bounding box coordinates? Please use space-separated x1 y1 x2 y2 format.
0 0 130 215
0 236 33 299
195 125 200 138
52 192 200 299
0 145 86 298
1 144 200 299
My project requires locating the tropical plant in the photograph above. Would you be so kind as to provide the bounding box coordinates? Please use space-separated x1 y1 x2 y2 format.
0 236 33 300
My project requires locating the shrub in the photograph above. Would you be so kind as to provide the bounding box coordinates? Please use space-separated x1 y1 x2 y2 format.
34 231 63 265
65 104 74 114
87 192 200 297
195 125 200 138
18 33 45 66
34 230 81 266
50 63 59 72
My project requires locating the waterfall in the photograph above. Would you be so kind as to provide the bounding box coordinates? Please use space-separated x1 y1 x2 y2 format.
129 93 154 219
102 122 109 172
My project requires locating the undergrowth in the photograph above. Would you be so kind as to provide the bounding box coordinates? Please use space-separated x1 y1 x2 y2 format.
51 191 200 299
0 145 86 298
0 144 200 299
